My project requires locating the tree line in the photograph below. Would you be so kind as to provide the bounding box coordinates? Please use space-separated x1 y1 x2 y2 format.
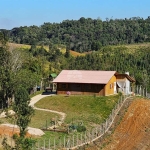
27 43 150 91
0 32 35 149
67 46 150 89
1 16 150 52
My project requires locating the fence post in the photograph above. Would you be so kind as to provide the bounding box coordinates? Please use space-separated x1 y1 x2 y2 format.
64 136 66 148
136 85 138 94
59 138 61 149
49 138 50 150
143 88 145 97
44 138 45 150
145 87 147 97
84 132 86 144
46 120 47 129
96 127 98 137
100 125 103 135
72 135 74 147
54 138 56 150
89 130 92 142
77 133 79 146
38 140 40 150
105 119 107 130
117 102 119 110
81 133 83 145
139 85 142 95
102 123 105 134
111 109 114 120
120 96 122 104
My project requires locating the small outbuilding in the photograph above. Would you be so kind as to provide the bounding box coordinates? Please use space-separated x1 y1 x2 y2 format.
53 70 135 96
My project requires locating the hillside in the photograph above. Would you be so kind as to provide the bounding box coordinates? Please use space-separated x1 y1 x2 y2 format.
105 98 150 150
86 98 150 150
8 42 86 56
2 17 150 53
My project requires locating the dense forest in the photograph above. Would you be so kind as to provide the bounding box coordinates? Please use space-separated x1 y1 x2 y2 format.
0 16 150 93
1 16 150 52
27 44 150 91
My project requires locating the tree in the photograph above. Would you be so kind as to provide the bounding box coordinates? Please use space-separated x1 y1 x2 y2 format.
13 86 34 137
2 86 35 150
0 32 12 108
65 45 70 58
12 86 34 149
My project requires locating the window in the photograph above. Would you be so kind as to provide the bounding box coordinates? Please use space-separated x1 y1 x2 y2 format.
62 84 66 88
76 84 81 87
61 84 68 89
58 84 61 88
83 84 91 90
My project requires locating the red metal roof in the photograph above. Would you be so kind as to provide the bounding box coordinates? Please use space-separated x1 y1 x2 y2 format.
53 70 116 84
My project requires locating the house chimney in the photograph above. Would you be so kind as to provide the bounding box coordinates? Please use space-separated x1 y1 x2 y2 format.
125 72 129 75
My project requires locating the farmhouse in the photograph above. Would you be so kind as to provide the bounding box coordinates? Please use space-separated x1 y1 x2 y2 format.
53 70 135 96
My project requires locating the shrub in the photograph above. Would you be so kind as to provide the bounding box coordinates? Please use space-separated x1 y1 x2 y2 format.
77 125 86 132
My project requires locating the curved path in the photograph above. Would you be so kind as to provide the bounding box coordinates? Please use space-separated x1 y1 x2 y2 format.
30 94 66 128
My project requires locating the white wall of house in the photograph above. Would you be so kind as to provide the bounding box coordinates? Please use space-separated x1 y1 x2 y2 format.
125 72 130 94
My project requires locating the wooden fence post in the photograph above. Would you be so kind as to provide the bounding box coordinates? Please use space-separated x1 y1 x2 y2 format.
96 127 98 137
81 133 83 145
136 85 138 94
72 135 74 147
49 138 50 150
145 87 147 97
84 132 86 143
54 138 56 150
64 136 66 148
59 138 61 149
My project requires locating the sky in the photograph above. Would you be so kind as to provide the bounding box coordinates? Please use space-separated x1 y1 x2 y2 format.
0 0 150 30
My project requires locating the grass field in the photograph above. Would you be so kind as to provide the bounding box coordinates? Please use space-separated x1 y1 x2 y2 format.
8 43 86 57
35 95 119 128
33 94 120 146
103 42 150 54
0 109 60 129
29 110 60 128
9 42 150 59
0 94 120 148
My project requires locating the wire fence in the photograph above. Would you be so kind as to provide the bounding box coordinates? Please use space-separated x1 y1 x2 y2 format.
32 85 149 150
31 94 133 150
1 85 148 150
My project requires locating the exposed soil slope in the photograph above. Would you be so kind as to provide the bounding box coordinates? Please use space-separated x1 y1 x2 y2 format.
103 98 150 150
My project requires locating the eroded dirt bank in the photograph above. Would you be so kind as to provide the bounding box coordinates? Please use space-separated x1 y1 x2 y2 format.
105 98 150 150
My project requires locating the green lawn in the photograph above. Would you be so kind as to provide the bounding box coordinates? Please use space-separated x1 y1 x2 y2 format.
0 94 120 148
0 95 120 131
0 109 60 129
35 95 119 128
29 110 60 129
